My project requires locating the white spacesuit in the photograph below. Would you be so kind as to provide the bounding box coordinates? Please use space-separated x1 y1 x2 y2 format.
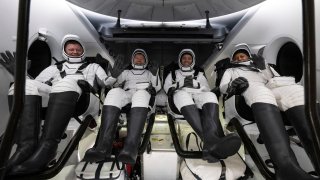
84 48 161 164
6 34 116 175
164 49 241 163
220 43 303 110
219 43 317 180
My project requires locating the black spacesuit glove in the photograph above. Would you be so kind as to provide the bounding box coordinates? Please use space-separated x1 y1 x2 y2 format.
0 51 16 75
108 54 127 78
251 54 265 63
251 54 266 70
148 60 160 76
44 78 54 86
183 75 194 88
95 53 110 71
227 77 249 96
0 50 33 78
146 83 156 96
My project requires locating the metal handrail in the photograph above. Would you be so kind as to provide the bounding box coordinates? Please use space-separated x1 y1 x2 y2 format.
167 114 202 158
302 0 320 174
0 0 30 179
139 113 155 155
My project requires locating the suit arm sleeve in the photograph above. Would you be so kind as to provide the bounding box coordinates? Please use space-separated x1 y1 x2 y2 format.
151 72 162 92
197 72 210 91
164 72 176 93
219 69 233 94
35 65 57 83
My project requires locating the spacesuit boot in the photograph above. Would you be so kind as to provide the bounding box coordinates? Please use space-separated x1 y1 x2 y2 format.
180 104 241 162
252 103 317 180
6 95 41 170
180 104 214 161
10 91 79 175
285 105 320 174
83 105 121 162
201 103 241 162
118 107 148 164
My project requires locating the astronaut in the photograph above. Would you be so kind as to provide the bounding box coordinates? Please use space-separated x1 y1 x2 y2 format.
164 49 241 163
84 48 161 164
1 34 116 174
219 43 317 180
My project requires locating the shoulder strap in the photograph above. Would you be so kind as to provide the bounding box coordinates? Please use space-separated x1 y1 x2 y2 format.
55 60 67 78
172 67 201 81
171 69 176 82
214 58 248 87
76 61 90 73
55 60 65 70
56 61 90 78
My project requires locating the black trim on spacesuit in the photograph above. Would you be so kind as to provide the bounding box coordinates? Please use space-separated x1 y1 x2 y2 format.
163 62 204 83
56 61 90 78
164 62 205 115
214 57 263 88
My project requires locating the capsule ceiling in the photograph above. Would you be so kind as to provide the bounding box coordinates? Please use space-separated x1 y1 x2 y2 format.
66 0 265 21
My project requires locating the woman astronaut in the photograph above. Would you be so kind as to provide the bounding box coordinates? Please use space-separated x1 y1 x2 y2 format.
164 49 242 163
219 43 317 180
84 49 161 164
3 34 116 174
